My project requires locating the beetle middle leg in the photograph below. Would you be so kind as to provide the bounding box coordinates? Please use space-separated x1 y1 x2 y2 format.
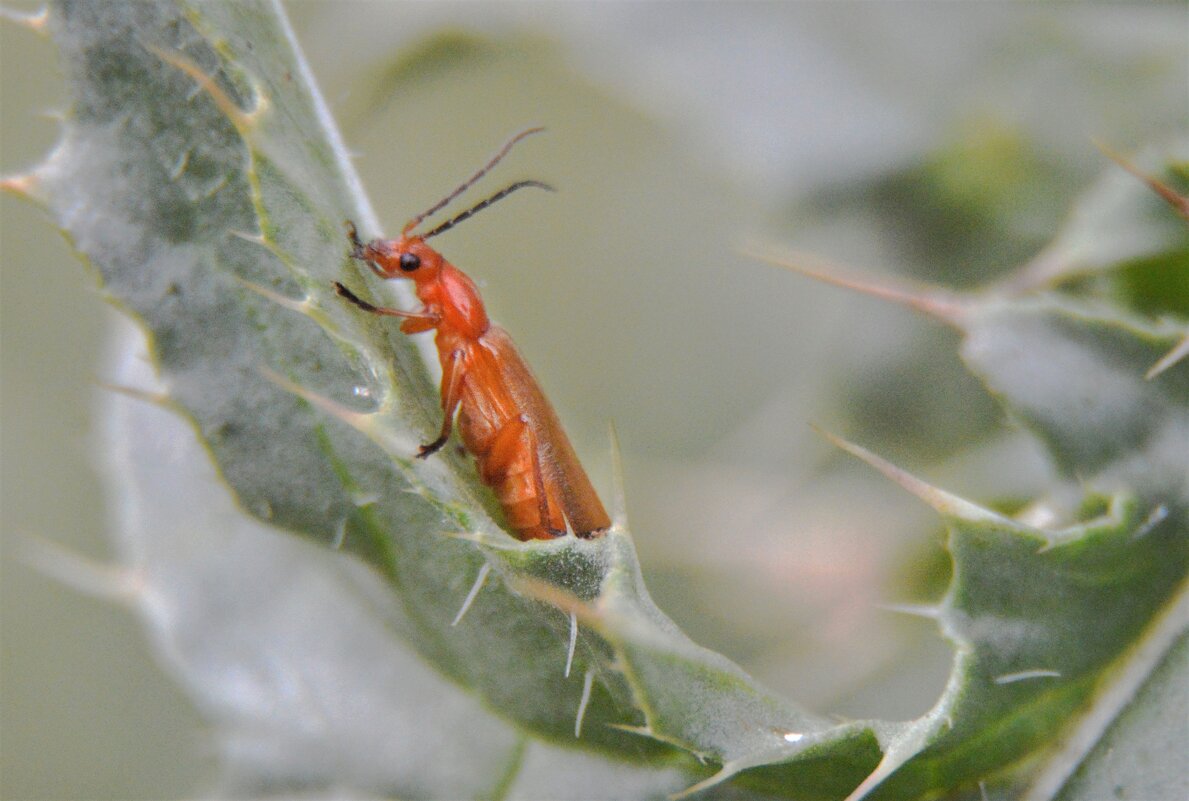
417 349 465 459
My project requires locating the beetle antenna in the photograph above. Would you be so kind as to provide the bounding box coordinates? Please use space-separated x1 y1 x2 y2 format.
403 127 546 235
423 180 555 240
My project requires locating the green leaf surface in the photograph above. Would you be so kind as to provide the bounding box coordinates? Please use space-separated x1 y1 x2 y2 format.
961 296 1188 493
20 1 1188 799
1012 141 1189 295
1054 628 1188 801
803 427 1186 801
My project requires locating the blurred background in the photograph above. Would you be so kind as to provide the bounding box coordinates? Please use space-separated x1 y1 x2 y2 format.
2 2 1185 798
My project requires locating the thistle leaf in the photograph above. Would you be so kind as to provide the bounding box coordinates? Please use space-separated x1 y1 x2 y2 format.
23 1 1187 799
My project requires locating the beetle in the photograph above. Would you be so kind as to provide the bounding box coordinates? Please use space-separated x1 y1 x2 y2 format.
333 129 610 542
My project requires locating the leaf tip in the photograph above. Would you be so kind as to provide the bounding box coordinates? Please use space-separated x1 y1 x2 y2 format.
743 242 969 328
450 561 492 626
1146 332 1189 380
330 518 347 550
564 610 578 677
876 602 942 620
258 364 381 439
814 426 1003 524
227 228 287 259
992 669 1062 685
607 420 629 530
509 575 602 629
17 534 144 605
1094 139 1189 222
95 379 175 411
0 6 50 34
573 668 595 738
1 170 46 203
669 761 748 800
233 274 313 316
143 41 261 135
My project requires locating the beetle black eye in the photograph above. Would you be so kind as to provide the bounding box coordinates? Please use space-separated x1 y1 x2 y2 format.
399 252 421 272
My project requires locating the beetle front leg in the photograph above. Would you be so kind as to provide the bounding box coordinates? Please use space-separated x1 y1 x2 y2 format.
333 282 438 332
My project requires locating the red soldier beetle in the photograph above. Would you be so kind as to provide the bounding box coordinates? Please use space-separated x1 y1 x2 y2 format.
333 129 611 542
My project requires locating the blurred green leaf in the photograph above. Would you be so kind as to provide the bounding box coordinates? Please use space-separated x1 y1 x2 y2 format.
1013 141 1189 295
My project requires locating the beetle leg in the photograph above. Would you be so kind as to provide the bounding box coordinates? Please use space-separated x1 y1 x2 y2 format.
333 282 438 332
418 348 465 459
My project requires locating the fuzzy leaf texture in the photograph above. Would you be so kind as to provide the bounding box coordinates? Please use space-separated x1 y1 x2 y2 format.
15 1 1187 799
